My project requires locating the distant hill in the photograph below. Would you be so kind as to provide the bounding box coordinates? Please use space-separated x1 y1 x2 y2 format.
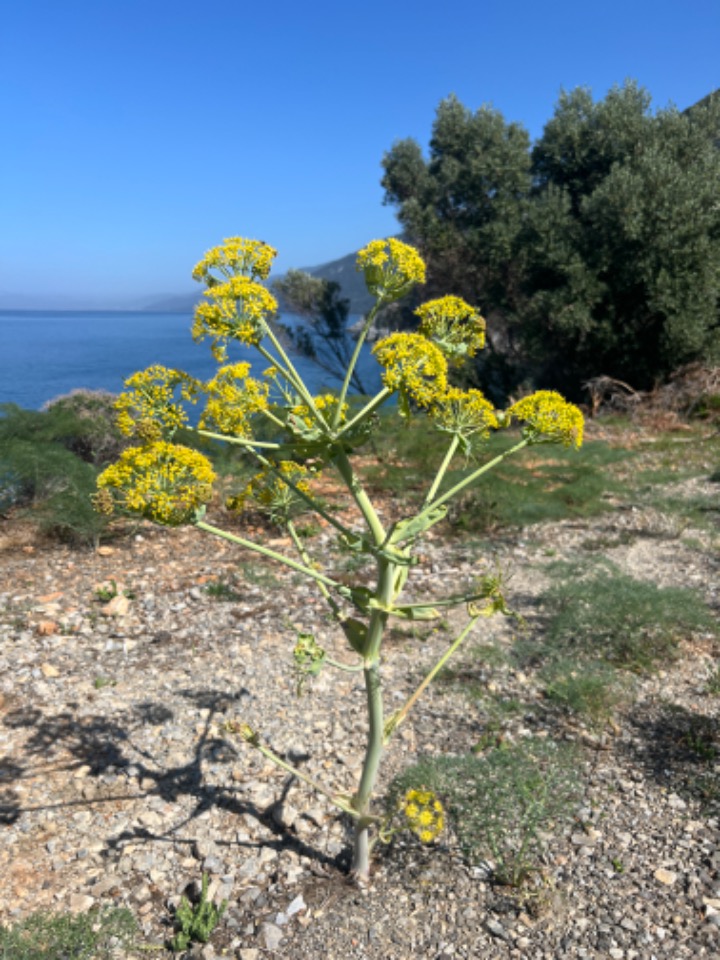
301 251 375 315
147 252 378 317
0 250 376 314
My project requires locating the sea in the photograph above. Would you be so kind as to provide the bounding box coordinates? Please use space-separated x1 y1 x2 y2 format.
0 310 382 410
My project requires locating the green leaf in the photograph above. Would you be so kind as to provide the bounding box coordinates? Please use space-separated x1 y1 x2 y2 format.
341 617 369 655
388 506 448 544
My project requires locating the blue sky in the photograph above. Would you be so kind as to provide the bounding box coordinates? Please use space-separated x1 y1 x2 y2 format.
1 0 717 306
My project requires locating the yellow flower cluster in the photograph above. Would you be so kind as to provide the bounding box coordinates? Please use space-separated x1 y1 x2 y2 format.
431 386 498 453
192 237 277 283
415 296 486 364
192 278 278 357
506 390 584 448
373 333 448 410
403 788 445 844
227 459 312 522
199 363 269 437
114 366 198 441
356 238 426 302
291 393 348 428
95 442 216 526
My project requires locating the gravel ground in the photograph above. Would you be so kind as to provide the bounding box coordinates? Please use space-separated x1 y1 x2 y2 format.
1 470 720 959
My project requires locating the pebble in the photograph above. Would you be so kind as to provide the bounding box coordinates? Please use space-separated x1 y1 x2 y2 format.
2 494 720 959
259 922 285 951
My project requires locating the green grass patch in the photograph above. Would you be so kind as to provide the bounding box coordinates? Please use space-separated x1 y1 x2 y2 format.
0 907 138 960
391 739 583 886
541 659 629 728
361 414 628 533
537 569 718 673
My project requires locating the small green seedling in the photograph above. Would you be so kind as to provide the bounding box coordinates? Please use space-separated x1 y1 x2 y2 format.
170 873 227 953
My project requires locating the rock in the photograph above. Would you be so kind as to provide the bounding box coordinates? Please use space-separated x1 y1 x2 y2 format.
286 893 306 918
655 868 678 886
40 661 60 677
259 922 284 951
69 893 95 912
101 594 131 617
239 950 260 960
37 621 58 636
486 919 511 942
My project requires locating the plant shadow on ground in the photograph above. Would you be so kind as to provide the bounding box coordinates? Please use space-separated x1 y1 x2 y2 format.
0 688 349 874
620 702 720 815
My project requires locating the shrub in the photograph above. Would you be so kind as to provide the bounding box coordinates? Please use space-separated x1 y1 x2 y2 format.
391 739 583 886
540 569 718 672
0 400 123 544
0 907 137 960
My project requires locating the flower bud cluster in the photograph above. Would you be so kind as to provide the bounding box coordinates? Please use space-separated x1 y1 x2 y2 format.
402 788 445 843
356 238 426 302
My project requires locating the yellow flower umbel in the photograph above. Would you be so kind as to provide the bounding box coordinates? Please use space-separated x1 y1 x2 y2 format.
199 363 269 437
415 296 486 365
506 390 584 448
95 442 216 526
192 237 278 283
402 789 445 844
192 278 278 358
114 366 199 442
373 332 448 415
356 238 426 303
227 460 312 524
431 386 498 455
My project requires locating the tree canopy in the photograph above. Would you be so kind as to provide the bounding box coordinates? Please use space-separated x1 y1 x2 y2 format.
382 83 720 398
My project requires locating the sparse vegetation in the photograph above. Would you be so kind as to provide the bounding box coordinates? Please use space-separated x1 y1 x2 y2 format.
538 568 718 673
391 740 583 886
0 907 137 960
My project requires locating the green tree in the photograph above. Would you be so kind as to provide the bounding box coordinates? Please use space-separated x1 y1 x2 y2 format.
272 269 371 394
522 82 720 391
382 96 532 397
382 84 720 398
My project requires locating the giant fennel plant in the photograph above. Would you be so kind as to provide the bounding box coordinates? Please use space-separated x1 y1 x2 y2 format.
94 235 583 879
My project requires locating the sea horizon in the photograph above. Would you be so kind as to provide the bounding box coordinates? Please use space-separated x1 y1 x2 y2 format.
0 309 381 411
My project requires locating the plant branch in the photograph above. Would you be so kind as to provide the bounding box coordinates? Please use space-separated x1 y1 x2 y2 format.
334 302 380 427
194 429 283 450
335 388 393 440
384 615 481 741
195 520 344 593
423 434 460 507
332 447 385 546
415 438 529 526
264 327 328 427
239 729 358 817
287 520 343 620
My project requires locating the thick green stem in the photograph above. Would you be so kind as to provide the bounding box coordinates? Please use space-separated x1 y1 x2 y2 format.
332 448 385 546
351 559 395 878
